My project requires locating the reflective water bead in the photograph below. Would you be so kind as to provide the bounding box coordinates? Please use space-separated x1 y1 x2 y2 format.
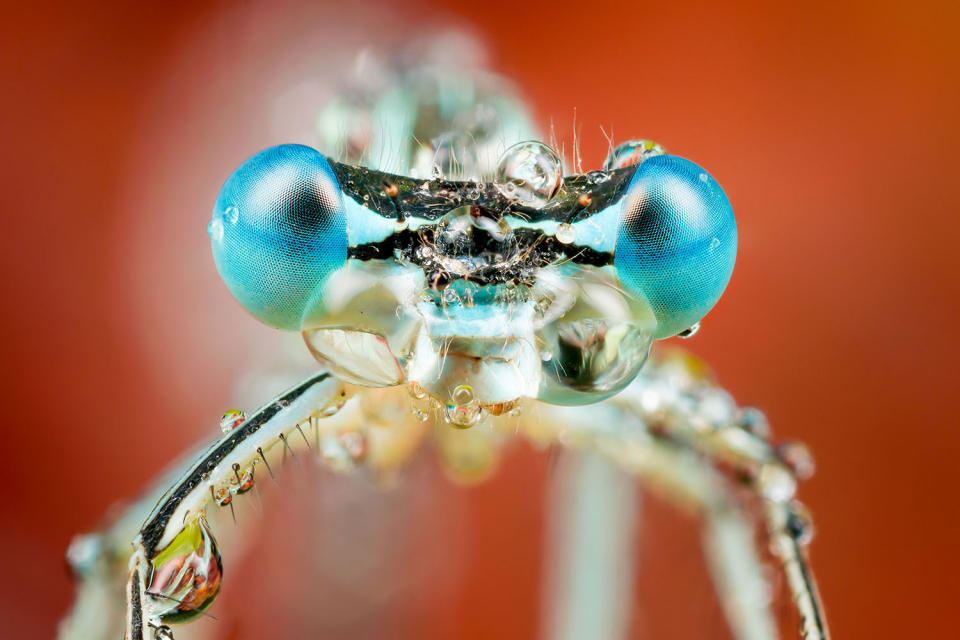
445 402 483 428
603 139 666 170
585 170 610 184
777 441 815 480
677 322 701 338
495 141 563 208
65 533 102 578
409 381 428 399
147 513 222 623
206 218 223 242
452 384 474 406
152 625 175 640
338 431 368 463
555 223 576 244
230 463 254 494
735 407 771 439
219 409 246 433
757 464 797 503
786 501 815 546
442 287 460 304
211 486 232 507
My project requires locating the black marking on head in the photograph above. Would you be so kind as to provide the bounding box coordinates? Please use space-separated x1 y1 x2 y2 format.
138 373 330 559
346 209 613 287
329 159 636 223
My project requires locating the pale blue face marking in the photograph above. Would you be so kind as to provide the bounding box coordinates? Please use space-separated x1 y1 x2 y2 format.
344 197 399 246
614 155 737 339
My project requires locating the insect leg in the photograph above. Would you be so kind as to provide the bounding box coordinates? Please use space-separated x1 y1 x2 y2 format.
528 403 778 640
121 371 349 639
609 373 829 640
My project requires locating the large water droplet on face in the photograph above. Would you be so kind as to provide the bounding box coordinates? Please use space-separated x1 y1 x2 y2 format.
445 402 483 428
603 139 665 171
147 513 222 624
303 328 404 387
495 141 563 208
537 319 653 405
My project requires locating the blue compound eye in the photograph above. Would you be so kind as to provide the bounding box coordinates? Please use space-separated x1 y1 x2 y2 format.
209 144 347 330
614 155 737 339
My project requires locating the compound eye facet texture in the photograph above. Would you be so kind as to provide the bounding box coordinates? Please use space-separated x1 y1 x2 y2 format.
614 155 737 339
209 144 347 330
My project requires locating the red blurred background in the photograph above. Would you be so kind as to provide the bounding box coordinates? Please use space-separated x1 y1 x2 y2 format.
2 0 959 638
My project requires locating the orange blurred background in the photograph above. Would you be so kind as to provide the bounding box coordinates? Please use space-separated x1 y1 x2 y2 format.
2 0 959 638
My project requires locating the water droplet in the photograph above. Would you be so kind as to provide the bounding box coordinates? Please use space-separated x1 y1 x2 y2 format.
206 218 223 241
555 222 576 244
495 141 563 208
319 402 342 417
585 170 610 184
786 501 815 545
602 140 665 171
758 464 796 503
223 206 239 224
152 625 175 640
219 409 245 433
230 463 254 494
699 172 710 183
412 407 430 422
65 533 102 578
452 384 474 406
778 441 815 480
735 407 771 439
409 381 427 399
677 322 700 339
483 400 518 416
338 431 368 463
442 287 460 305
147 513 222 623
709 237 721 249
211 486 232 507
445 403 483 428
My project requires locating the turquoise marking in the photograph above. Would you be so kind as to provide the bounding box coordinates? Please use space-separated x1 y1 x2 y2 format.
344 197 400 247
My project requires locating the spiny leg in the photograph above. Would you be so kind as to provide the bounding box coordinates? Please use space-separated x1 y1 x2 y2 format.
123 372 350 640
602 354 829 640
525 401 779 640
614 405 827 637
